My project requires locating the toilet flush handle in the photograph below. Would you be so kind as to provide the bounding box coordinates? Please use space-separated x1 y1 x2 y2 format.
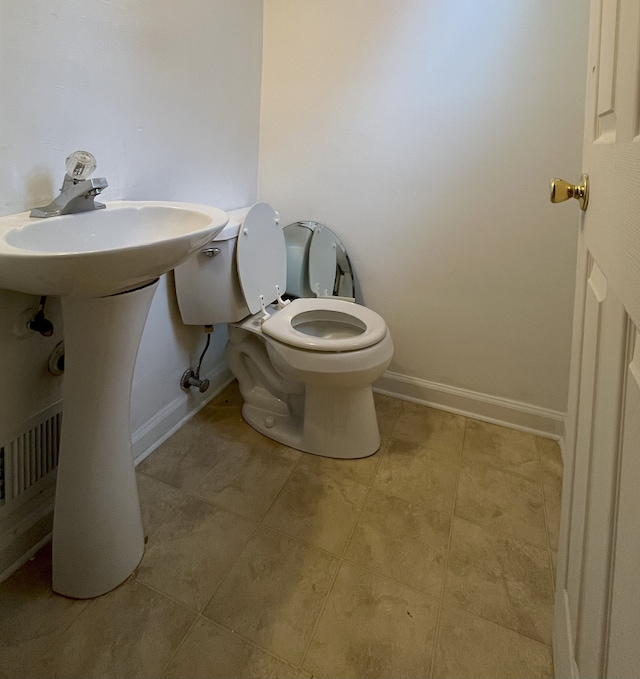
201 247 221 258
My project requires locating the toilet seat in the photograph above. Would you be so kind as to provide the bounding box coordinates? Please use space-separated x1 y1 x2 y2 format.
261 297 387 352
235 204 388 353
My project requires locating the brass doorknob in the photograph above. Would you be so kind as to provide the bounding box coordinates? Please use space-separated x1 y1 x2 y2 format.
549 173 589 211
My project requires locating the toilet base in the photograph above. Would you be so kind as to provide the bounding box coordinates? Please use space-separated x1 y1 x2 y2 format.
242 383 380 459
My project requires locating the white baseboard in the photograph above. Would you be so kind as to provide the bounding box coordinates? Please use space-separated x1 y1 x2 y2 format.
553 588 579 679
0 530 52 585
132 362 233 465
375 371 565 439
0 486 55 582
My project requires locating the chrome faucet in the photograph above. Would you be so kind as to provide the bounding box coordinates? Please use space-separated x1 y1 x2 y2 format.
30 151 108 218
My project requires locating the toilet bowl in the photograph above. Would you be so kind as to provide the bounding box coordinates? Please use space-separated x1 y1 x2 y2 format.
174 202 393 458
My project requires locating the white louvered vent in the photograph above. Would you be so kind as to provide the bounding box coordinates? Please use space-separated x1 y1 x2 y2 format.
0 405 62 514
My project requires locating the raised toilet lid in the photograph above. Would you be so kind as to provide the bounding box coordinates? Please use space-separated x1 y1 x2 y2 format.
261 297 387 352
308 224 338 297
236 203 287 314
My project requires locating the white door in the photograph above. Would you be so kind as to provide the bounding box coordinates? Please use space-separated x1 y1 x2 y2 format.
553 0 640 677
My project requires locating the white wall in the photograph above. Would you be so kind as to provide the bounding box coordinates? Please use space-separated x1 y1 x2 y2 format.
0 0 263 446
259 0 589 430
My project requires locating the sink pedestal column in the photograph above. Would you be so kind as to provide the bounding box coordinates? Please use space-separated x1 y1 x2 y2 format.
52 280 159 598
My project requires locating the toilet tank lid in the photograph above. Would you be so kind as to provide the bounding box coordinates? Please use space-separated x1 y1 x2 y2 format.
211 206 251 241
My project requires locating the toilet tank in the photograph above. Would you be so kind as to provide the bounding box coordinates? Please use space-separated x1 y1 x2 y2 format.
174 207 251 325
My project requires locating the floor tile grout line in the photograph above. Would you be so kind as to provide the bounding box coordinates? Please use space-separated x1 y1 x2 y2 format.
455 420 544 485
136 577 203 616
141 442 469 534
146 477 263 527
451 450 550 551
296 559 446 674
168 490 252 533
196 519 262 616
458 453 545 484
453 513 553 553
536 436 559 591
256 447 305 526
172 441 304 525
439 517 556 649
139 575 292 664
32 574 303 679
373 390 407 436
443 600 555 650
138 483 264 616
542 489 559 589
450 420 467 527
331 434 388 562
541 478 559 550
429 415 467 679
340 555 443 599
195 613 303 673
338 446 382 560
137 426 304 522
367 481 459 522
139 571 301 668
378 394 403 440
18 590 97 677
297 435 390 674
548 549 557 592
158 612 201 678
186 486 265 523
257 440 385 559
298 546 343 674
145 403 459 524
341 480 374 560
535 436 553 553
454 516 550 551
180 385 314 640
140 489 189 542
446 429 554 551
136 468 186 489
232 500 467 590
138 579 303 675
254 522 347 562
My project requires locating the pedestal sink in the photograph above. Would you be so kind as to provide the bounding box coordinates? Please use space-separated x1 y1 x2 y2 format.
0 201 228 598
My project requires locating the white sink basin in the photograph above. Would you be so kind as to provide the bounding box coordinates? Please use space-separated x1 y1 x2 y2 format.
0 201 228 297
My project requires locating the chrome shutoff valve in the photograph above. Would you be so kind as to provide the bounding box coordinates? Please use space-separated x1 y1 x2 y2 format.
181 326 214 393
180 369 210 393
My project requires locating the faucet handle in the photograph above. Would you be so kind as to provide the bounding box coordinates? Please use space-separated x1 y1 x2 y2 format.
65 151 97 180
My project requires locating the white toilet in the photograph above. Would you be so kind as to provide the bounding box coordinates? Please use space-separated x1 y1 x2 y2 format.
174 202 393 458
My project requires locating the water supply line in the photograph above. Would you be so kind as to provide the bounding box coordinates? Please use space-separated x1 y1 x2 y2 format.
28 296 54 337
180 326 213 393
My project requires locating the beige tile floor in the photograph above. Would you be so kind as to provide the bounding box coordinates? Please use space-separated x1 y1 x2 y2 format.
0 382 562 679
